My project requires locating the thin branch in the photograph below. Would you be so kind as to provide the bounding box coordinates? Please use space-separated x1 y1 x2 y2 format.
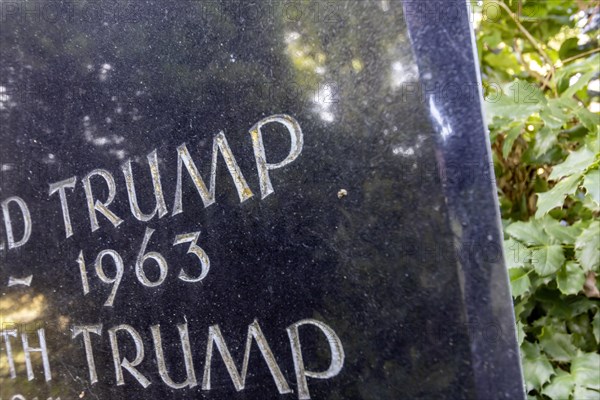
497 1 553 66
559 47 600 66
497 1 558 95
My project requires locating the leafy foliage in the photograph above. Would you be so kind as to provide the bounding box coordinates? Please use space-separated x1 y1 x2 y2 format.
477 1 600 398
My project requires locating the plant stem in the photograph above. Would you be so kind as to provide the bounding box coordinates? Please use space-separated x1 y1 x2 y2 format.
559 48 600 65
497 1 557 95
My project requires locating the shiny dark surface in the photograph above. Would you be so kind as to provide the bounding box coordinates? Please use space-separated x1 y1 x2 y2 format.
1 1 524 399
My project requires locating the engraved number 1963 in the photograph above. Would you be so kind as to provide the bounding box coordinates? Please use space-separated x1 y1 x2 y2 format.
75 227 210 307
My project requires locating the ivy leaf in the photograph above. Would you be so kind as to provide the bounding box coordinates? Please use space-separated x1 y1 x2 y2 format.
549 147 597 180
558 37 580 60
542 370 575 400
516 321 525 347
557 261 586 295
503 238 530 269
540 99 570 129
583 193 600 213
481 30 502 48
575 221 600 272
534 126 557 156
555 54 600 88
539 326 577 362
583 169 600 206
561 70 596 98
521 342 555 392
485 80 545 120
593 312 600 344
535 173 582 218
506 220 548 245
542 217 581 244
572 352 600 390
509 267 531 298
575 107 599 134
484 49 522 72
531 244 565 276
503 125 522 158
573 385 600 400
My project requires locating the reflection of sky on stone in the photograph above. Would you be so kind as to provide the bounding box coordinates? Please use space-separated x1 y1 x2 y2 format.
389 47 425 157
391 61 419 90
429 98 453 141
380 0 390 12
99 63 112 82
77 62 132 160
313 83 335 123
392 132 428 158
0 86 8 109
392 134 427 157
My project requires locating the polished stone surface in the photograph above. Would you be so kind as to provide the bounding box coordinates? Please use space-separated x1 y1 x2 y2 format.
0 1 524 399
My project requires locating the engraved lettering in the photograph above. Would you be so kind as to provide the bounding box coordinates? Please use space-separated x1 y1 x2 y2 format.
150 323 198 389
135 227 168 287
82 169 123 232
72 324 102 384
95 249 124 307
76 251 90 295
249 114 303 199
1 329 18 379
48 176 77 238
173 231 210 282
1 196 32 249
121 149 168 222
172 132 253 216
21 328 52 382
202 320 291 394
7 275 33 287
108 324 151 388
287 319 345 400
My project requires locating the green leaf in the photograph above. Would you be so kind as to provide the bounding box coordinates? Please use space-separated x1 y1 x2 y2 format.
562 70 597 99
482 31 502 48
535 173 583 218
509 267 532 298
557 261 586 295
556 54 600 83
521 342 555 393
573 385 600 400
583 193 600 213
575 107 599 134
531 244 565 276
540 99 571 129
542 217 581 244
534 126 557 156
593 312 600 344
485 80 545 121
503 125 522 158
516 321 525 347
504 238 527 269
483 49 522 73
572 352 600 390
542 370 575 400
575 221 600 272
506 220 548 246
549 147 597 180
539 326 577 362
558 37 580 60
583 169 600 206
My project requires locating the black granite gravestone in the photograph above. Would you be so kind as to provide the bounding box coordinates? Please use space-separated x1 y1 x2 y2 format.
1 1 525 399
